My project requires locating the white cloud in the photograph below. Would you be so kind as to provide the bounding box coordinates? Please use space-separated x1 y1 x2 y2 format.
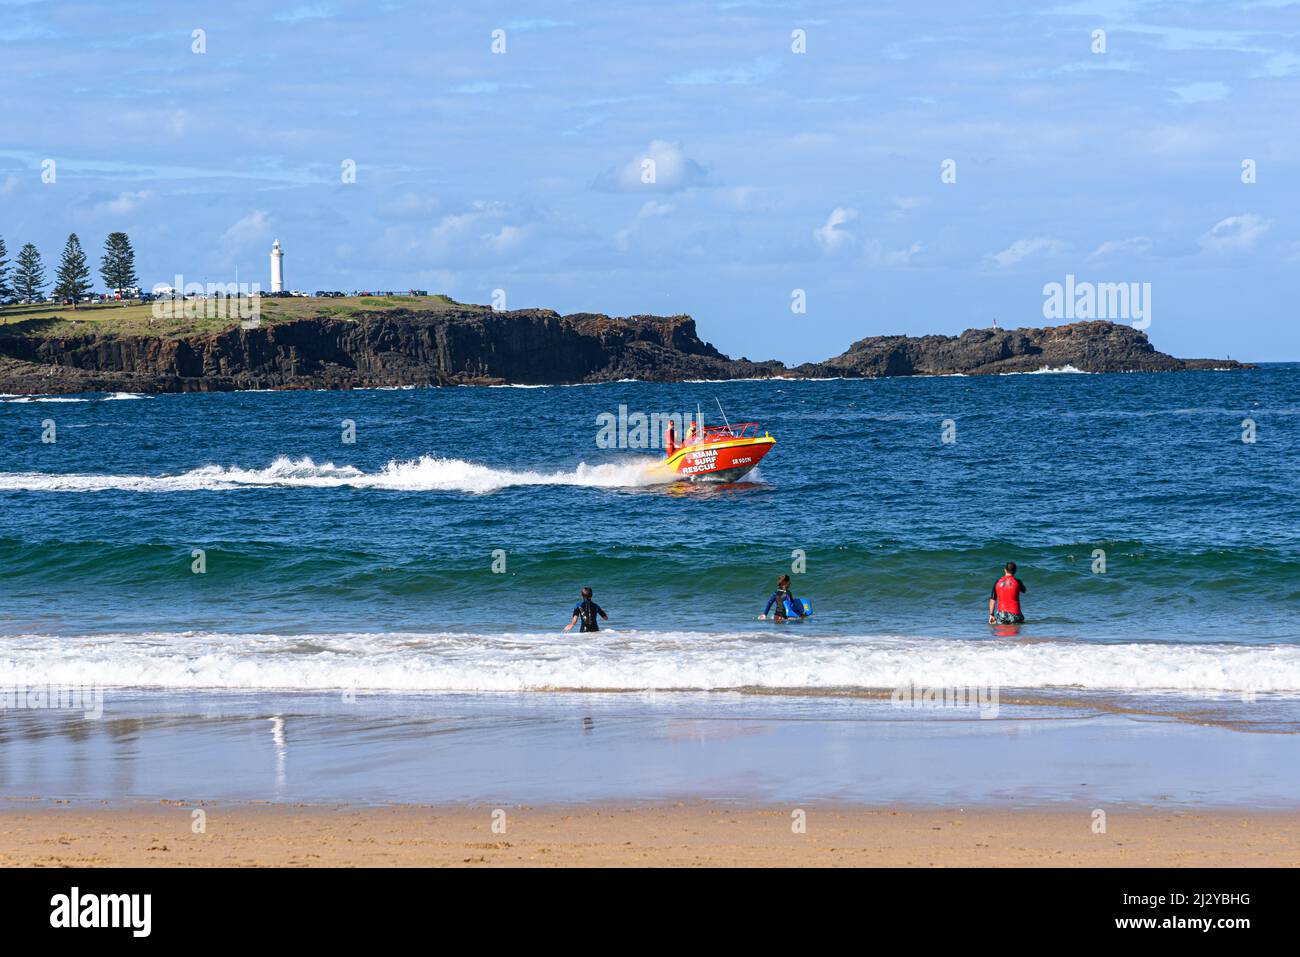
95 189 153 215
888 196 929 221
712 186 765 212
219 210 271 250
424 201 527 257
594 140 712 193
275 4 335 23
429 210 487 250
0 174 18 195
1257 52 1300 78
814 207 857 254
502 18 574 32
666 57 780 86
1198 214 1270 254
988 236 1067 268
864 239 923 268
614 200 675 251
118 108 190 137
1087 236 1153 262
448 82 532 95
483 224 526 252
381 192 440 218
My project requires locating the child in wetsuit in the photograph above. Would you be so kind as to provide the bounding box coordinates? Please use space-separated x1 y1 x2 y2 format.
759 574 805 621
564 586 609 633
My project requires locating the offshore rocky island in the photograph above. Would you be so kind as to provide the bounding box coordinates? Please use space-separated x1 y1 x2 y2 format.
0 301 1249 394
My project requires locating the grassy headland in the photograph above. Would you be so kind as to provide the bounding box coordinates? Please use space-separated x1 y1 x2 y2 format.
0 294 486 339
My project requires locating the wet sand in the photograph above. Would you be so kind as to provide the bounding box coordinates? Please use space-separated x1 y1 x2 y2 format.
4 690 1299 808
4 690 1299 867
3 802 1299 867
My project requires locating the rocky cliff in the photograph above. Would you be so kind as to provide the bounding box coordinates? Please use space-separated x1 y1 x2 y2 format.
0 310 1247 394
804 321 1241 377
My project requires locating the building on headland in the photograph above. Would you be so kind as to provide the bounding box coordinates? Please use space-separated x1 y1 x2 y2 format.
270 239 284 293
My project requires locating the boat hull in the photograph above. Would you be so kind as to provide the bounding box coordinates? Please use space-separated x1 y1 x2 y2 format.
653 435 775 483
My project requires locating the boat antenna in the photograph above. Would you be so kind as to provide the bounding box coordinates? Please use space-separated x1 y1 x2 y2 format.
715 396 732 433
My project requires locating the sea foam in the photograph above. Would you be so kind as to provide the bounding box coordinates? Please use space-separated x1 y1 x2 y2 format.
0 454 665 494
3 630 1298 694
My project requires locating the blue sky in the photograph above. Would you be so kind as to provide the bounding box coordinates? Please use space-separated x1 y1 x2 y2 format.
1 0 1297 361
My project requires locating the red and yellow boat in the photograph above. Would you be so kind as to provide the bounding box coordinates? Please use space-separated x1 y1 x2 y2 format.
652 421 775 483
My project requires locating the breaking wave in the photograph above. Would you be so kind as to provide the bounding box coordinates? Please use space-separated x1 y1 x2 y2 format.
3 630 1299 694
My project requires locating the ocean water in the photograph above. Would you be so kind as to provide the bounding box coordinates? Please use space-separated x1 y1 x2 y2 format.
2 365 1299 712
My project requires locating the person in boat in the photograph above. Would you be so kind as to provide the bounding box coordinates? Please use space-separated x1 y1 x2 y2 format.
759 574 805 621
683 419 699 446
564 586 609 633
664 418 677 458
988 561 1027 624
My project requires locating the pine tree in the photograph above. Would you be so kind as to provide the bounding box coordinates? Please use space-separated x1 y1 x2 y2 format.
13 243 46 302
0 235 11 304
55 233 93 309
100 231 139 296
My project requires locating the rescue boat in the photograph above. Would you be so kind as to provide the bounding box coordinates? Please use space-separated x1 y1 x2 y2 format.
652 421 775 483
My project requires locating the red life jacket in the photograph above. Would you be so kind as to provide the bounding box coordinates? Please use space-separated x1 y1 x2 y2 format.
995 574 1022 614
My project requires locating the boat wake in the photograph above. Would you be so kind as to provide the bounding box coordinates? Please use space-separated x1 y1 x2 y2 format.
0 454 666 494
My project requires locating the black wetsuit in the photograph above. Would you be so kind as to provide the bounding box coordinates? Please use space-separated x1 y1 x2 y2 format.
572 599 607 633
764 588 802 618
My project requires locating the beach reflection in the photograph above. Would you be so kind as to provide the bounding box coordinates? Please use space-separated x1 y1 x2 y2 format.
270 715 288 795
0 691 1297 806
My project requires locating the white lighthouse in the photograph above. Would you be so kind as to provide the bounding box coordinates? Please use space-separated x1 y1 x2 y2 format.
270 239 284 293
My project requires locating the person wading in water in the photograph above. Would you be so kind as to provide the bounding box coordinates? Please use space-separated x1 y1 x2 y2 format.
564 586 609 633
988 562 1027 625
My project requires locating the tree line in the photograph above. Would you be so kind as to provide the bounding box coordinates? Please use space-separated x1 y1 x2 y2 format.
0 233 139 309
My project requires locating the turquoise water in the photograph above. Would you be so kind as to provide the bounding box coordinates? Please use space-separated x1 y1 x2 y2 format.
1 365 1298 699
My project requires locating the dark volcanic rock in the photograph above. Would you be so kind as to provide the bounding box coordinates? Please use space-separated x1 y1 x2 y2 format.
799 321 1248 378
0 312 1247 395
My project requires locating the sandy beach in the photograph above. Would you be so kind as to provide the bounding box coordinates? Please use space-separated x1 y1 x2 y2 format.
3 802 1298 867
3 688 1299 869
